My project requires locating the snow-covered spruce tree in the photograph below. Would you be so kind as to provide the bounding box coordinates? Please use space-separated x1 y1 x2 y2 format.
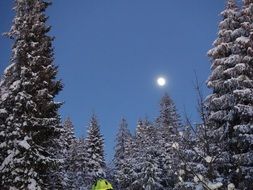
48 118 77 189
60 118 87 189
156 93 181 129
75 137 89 189
58 119 88 189
156 93 181 188
85 115 106 186
113 118 134 189
60 118 77 189
62 118 76 153
65 137 87 190
0 0 62 189
207 0 253 188
173 124 197 190
228 0 253 188
131 119 163 190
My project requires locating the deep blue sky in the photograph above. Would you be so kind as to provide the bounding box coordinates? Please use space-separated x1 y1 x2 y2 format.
0 0 226 161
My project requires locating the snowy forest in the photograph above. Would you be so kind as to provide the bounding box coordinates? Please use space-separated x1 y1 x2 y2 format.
0 0 253 190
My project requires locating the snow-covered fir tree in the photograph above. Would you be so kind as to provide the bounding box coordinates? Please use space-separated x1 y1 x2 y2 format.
207 0 253 188
156 93 181 188
85 115 106 186
48 118 78 189
0 0 63 189
174 124 198 190
75 137 89 189
62 118 76 151
113 118 134 189
66 137 87 190
156 93 181 129
131 119 163 190
61 118 77 189
59 119 88 189
229 1 253 188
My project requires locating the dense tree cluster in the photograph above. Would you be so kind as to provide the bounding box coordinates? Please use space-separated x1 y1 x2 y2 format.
0 0 252 189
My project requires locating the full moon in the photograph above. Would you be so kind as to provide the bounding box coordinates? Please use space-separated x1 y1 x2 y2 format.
157 77 166 87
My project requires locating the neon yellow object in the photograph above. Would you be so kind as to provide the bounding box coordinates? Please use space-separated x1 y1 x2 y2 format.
91 179 113 190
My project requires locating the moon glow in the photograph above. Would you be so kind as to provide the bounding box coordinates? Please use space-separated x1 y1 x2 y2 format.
157 77 166 87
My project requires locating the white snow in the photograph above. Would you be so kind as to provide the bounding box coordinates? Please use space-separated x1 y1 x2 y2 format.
4 63 15 75
0 108 7 115
195 184 204 190
205 156 212 163
37 89 48 96
207 182 223 190
235 104 253 117
0 142 7 148
179 169 185 175
178 176 183 182
10 80 21 91
18 137 31 150
28 178 40 190
228 183 235 190
1 92 9 101
194 174 203 182
233 125 252 133
9 187 19 190
233 89 253 101
236 36 250 44
172 142 179 149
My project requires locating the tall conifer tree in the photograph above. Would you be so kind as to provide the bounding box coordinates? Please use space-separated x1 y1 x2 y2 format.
86 115 106 185
0 0 62 189
131 119 163 190
113 118 133 189
156 93 181 188
207 0 253 188
61 118 76 189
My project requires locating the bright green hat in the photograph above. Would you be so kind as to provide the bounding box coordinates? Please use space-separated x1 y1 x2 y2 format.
92 179 113 190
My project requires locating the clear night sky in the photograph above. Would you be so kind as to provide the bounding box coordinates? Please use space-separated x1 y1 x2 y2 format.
0 0 226 161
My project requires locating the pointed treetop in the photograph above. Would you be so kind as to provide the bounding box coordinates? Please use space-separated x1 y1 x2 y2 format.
227 0 238 9
117 117 131 138
64 117 74 129
137 119 143 126
90 114 99 127
120 117 128 126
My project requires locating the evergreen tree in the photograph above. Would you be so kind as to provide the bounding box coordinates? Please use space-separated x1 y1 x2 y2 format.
63 118 76 151
61 119 88 189
207 0 253 188
75 137 88 189
229 1 253 188
113 118 133 189
131 119 163 190
0 0 62 189
85 115 106 186
61 118 76 189
156 93 181 129
66 138 84 190
174 125 198 190
48 118 77 189
156 93 181 188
